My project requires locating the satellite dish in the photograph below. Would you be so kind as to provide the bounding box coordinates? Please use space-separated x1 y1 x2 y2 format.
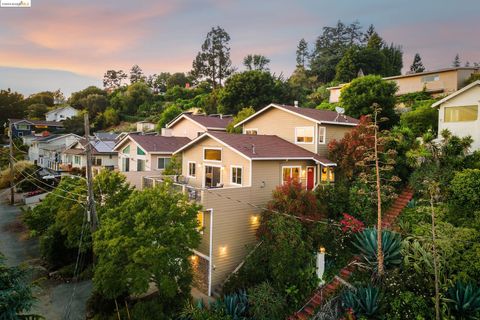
335 106 345 114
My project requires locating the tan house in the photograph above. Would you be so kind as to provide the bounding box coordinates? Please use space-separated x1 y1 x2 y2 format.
157 131 338 296
136 120 156 133
234 103 358 171
165 113 232 140
328 67 480 103
432 80 480 151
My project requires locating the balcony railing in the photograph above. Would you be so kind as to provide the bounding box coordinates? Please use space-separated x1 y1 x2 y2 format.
142 175 204 203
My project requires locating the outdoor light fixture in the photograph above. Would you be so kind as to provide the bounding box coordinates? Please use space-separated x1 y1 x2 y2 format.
219 246 227 255
251 215 259 225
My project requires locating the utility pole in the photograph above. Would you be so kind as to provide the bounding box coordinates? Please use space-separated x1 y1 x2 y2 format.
9 121 14 205
84 114 98 233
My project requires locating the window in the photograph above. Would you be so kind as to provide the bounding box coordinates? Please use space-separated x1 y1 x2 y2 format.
282 166 301 183
122 145 130 154
74 155 81 165
421 74 439 83
245 129 258 135
122 158 130 172
204 148 222 161
321 167 335 182
205 165 221 188
188 162 196 177
444 106 478 122
92 157 102 166
295 127 314 144
318 126 326 144
17 124 29 130
231 166 242 185
197 211 204 233
157 157 171 170
137 146 146 155
137 159 145 171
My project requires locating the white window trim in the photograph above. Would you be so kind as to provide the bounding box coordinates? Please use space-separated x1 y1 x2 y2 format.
157 157 171 170
203 147 222 162
203 164 223 188
230 165 243 186
281 165 302 184
318 126 326 144
187 161 196 178
294 126 314 145
244 128 258 135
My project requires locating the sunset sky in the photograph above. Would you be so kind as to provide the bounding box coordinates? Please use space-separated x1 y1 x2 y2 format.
0 0 478 97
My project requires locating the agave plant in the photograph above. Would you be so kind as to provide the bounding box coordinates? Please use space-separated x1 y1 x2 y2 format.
446 281 480 319
213 290 249 320
353 228 402 272
341 285 382 318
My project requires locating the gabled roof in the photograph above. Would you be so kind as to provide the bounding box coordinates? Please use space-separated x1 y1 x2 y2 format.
45 105 77 115
34 133 81 143
431 80 480 108
9 118 64 127
234 103 359 128
94 132 119 141
174 131 336 166
113 133 191 154
166 113 232 130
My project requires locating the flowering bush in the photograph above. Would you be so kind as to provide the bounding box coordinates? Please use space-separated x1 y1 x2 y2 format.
340 213 364 234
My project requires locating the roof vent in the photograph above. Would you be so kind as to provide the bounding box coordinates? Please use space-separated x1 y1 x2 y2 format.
294 101 299 108
251 144 256 155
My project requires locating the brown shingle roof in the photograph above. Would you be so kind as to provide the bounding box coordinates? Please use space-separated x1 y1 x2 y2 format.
167 113 232 130
193 131 336 166
128 134 191 153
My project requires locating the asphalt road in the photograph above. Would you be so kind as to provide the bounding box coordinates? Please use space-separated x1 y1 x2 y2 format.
0 198 92 320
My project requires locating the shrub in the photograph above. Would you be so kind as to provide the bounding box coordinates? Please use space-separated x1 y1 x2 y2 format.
448 169 480 226
447 281 480 319
248 282 286 320
353 229 402 272
400 102 438 137
341 285 383 318
384 291 429 319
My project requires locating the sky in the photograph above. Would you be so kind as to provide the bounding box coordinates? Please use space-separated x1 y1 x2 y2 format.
0 0 478 97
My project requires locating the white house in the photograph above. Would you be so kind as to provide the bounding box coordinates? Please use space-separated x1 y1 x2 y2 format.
29 133 82 170
62 138 118 173
432 80 480 151
136 121 156 132
45 106 78 122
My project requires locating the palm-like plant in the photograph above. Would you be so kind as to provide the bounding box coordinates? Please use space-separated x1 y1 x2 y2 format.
341 285 382 318
446 281 480 319
353 228 402 272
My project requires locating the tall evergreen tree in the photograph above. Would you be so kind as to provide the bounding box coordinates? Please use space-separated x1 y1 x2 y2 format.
452 54 461 67
382 43 403 76
410 53 425 73
243 54 270 71
191 26 234 88
296 38 309 68
129 65 145 84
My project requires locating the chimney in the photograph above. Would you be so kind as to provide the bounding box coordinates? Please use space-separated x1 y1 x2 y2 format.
251 144 256 155
294 101 299 108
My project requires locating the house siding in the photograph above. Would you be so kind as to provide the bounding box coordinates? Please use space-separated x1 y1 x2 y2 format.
170 118 206 140
241 107 317 153
317 124 350 155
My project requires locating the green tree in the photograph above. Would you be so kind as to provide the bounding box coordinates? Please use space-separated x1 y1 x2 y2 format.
334 46 386 82
409 53 425 73
166 72 189 89
0 254 35 319
226 107 255 133
120 82 154 115
0 89 25 128
400 102 438 137
25 91 55 107
93 184 201 302
296 38 309 68
102 107 120 127
340 75 399 127
448 169 480 225
452 54 461 67
157 104 182 130
381 43 403 76
288 67 318 106
63 114 86 135
103 69 127 90
69 86 106 108
129 64 146 84
26 103 49 119
243 54 270 71
191 26 234 88
218 71 278 114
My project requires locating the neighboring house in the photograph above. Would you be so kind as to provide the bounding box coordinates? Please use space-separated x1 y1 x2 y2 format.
62 138 118 173
114 134 191 173
136 121 156 133
432 80 480 151
155 131 337 296
28 134 82 170
94 132 119 141
8 119 64 139
328 67 480 103
165 112 232 139
234 103 358 179
45 106 79 122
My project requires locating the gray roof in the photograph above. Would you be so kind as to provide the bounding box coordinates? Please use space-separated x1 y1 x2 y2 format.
92 140 116 154
94 132 119 141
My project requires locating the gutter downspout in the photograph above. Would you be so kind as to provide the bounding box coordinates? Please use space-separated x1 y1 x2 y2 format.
208 208 214 296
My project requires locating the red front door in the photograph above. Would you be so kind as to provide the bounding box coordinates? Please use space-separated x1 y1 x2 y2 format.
306 166 315 190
